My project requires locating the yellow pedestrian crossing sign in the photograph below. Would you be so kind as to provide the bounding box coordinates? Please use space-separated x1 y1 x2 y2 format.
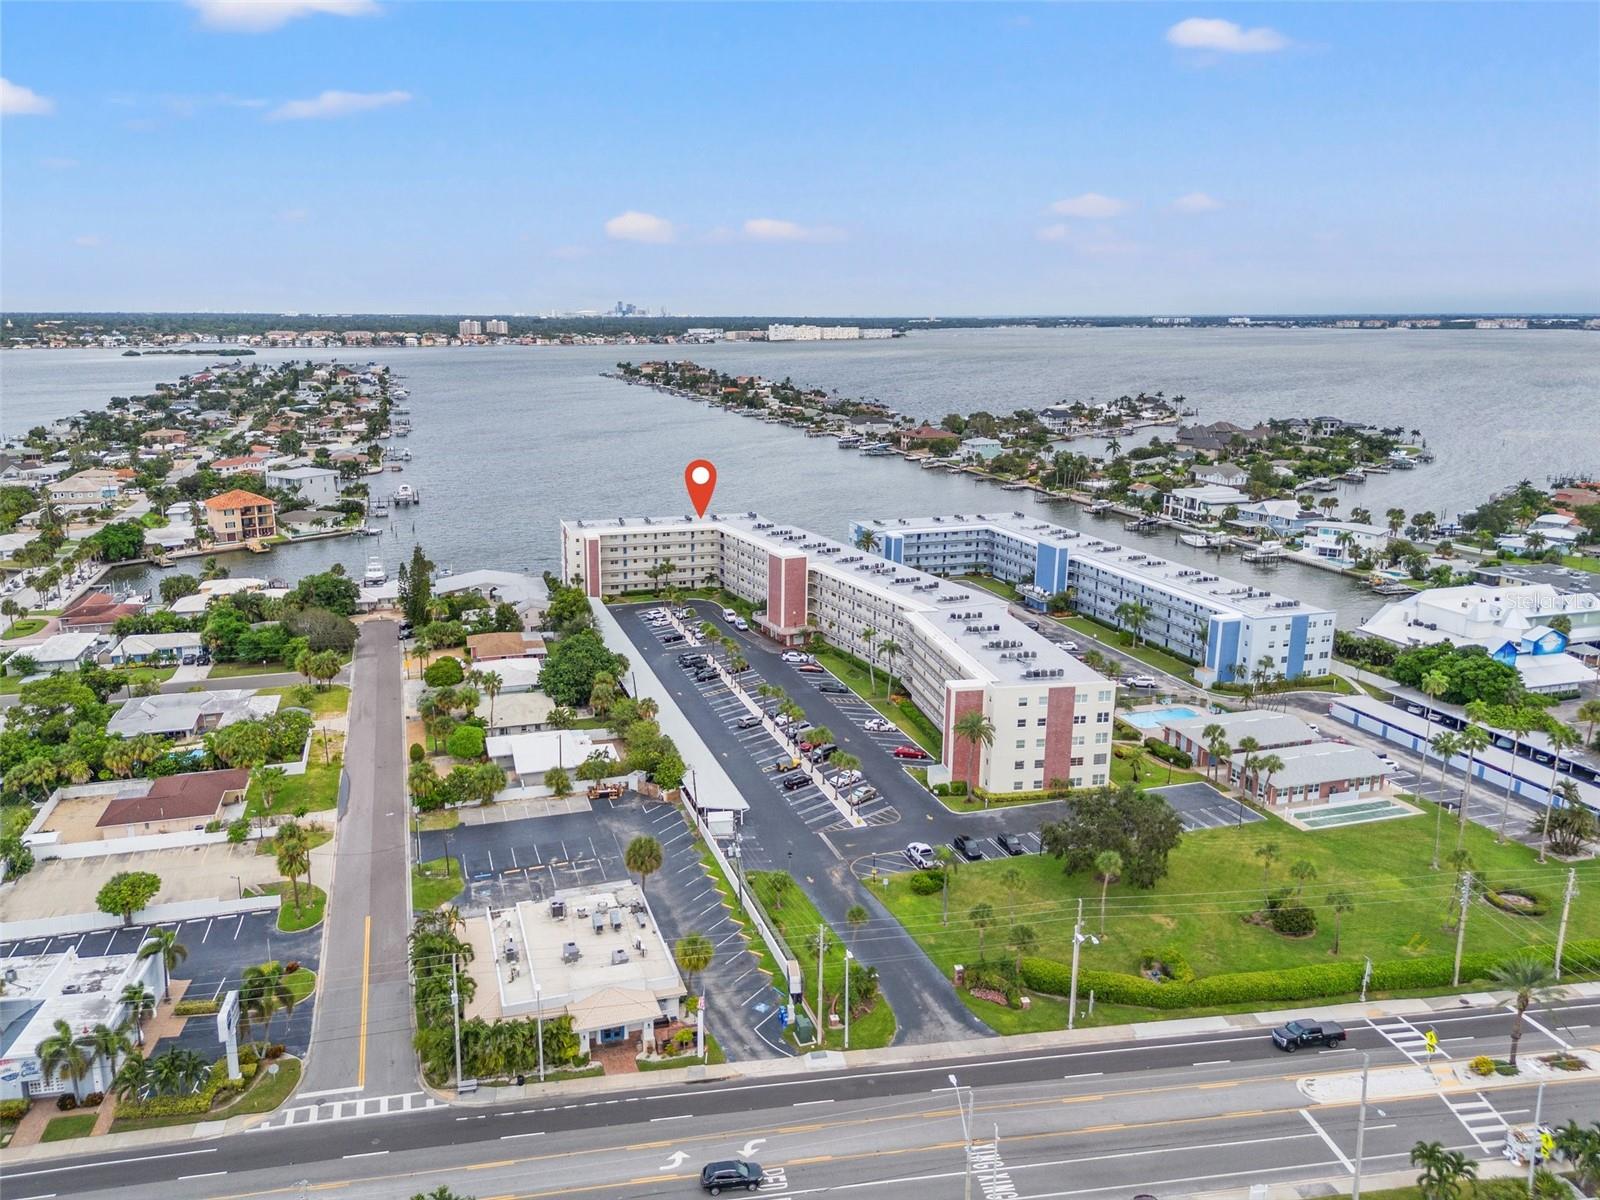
1540 1129 1556 1159
1423 1028 1439 1055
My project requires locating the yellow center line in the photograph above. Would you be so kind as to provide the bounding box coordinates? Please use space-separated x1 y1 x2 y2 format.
357 915 371 1090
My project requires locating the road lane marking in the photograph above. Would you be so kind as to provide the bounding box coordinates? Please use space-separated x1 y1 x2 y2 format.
344 1150 389 1159
793 1099 834 1106
1299 1108 1353 1172
651 1113 694 1121
358 914 372 1089
6 1148 219 1179
179 1172 228 1181
1194 1059 1231 1066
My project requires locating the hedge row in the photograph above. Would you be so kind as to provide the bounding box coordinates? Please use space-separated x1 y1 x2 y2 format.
114 1060 256 1119
1020 937 1600 1010
173 998 221 1016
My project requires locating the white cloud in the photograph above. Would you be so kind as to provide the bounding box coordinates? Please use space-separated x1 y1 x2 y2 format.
266 89 411 121
741 218 844 244
1172 191 1223 213
604 211 675 244
1166 17 1289 54
73 235 101 248
188 0 379 33
1049 193 1127 219
1 78 55 117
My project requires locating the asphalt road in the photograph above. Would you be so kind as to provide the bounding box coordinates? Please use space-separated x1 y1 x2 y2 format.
294 619 415 1104
12 993 1598 1200
614 602 993 1046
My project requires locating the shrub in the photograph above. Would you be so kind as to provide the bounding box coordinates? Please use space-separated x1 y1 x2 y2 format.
446 723 486 761
0 1098 31 1121
174 997 221 1016
1470 1055 1496 1076
285 960 301 974
81 1091 104 1107
423 655 465 688
204 819 223 833
226 817 250 844
56 1094 78 1111
1484 886 1549 917
410 742 425 763
908 870 946 896
266 1044 286 1059
1143 738 1193 768
1270 902 1318 936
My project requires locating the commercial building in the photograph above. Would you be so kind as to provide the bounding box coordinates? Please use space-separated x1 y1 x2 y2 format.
203 488 277 545
486 729 615 787
265 465 340 509
561 512 1117 793
485 319 510 336
1359 583 1600 693
0 949 164 1101
1158 710 1321 769
458 319 483 338
1233 741 1393 807
850 511 1337 686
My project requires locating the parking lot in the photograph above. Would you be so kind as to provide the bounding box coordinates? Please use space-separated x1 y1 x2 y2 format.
419 800 791 1060
1146 780 1265 831
1 908 321 1056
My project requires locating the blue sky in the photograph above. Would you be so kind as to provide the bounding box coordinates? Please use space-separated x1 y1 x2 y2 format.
2 1 1596 314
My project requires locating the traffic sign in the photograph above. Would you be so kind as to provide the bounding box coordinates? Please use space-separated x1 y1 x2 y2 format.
1423 1028 1438 1055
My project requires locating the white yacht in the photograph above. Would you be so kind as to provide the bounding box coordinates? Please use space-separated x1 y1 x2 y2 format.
363 557 388 586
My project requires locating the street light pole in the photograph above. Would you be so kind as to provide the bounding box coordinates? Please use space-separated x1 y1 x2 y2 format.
1526 1080 1546 1194
535 982 545 1082
1068 897 1084 1031
947 1074 972 1200
451 955 463 1095
1352 1052 1370 1200
843 951 852 1050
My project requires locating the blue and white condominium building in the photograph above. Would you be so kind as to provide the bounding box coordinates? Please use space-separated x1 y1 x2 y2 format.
850 511 1337 686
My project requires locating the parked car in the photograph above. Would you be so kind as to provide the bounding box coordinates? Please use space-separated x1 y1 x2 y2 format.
773 714 794 727
817 682 850 694
662 633 685 645
904 841 936 869
695 670 719 683
807 743 837 763
1124 674 1157 689
997 833 1027 856
700 1160 764 1194
781 651 812 664
893 744 931 760
952 834 983 861
781 773 810 792
736 715 762 730
1061 640 1079 652
863 717 894 732
180 653 197 666
796 663 825 673
847 785 878 805
1270 1019 1347 1051
833 769 863 787
733 617 749 631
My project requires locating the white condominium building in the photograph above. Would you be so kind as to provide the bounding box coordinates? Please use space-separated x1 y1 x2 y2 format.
849 511 1337 686
560 513 1117 794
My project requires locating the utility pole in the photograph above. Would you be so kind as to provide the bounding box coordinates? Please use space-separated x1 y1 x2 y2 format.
1360 956 1372 1003
1526 1080 1546 1194
535 982 545 1082
1554 868 1578 980
1068 897 1084 1031
947 1075 972 1200
1352 1052 1370 1200
843 951 852 1050
451 954 464 1094
816 924 827 1047
1451 871 1472 987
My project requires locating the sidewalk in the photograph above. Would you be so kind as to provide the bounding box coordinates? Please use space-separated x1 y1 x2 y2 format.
8 981 1597 1167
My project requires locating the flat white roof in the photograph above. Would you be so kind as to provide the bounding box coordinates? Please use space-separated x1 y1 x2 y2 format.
1266 741 1392 789
1161 709 1320 748
485 729 612 777
0 949 154 1064
30 631 100 663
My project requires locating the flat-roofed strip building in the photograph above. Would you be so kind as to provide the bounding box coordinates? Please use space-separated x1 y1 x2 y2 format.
1236 741 1393 808
560 512 1117 794
1159 709 1322 768
850 511 1337 686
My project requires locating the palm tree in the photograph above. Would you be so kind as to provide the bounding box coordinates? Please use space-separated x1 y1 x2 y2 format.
1007 923 1038 976
274 821 312 913
999 866 1023 913
968 902 995 960
1417 668 1450 777
251 764 287 816
1455 722 1492 849
1409 1140 1476 1200
855 527 881 554
1254 840 1280 883
1200 723 1226 781
624 835 663 899
79 1022 132 1088
239 960 296 1050
1254 753 1285 807
845 904 869 945
1386 507 1407 535
1495 708 1538 841
474 670 503 726
1536 723 1581 862
1325 890 1355 954
112 1053 151 1103
877 638 902 694
933 845 959 925
36 1018 91 1097
1094 850 1122 934
137 928 188 1001
952 710 996 803
120 983 156 1045
1577 698 1600 750
1233 735 1261 806
1288 858 1318 895
1113 600 1151 645
673 933 714 990
860 626 878 689
1429 729 1461 868
1489 954 1555 1068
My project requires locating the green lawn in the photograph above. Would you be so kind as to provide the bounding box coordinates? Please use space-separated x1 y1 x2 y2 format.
283 967 317 1005
114 665 177 687
416 809 460 831
638 1033 728 1069
879 799 1600 986
748 871 896 1050
265 881 327 932
1109 743 1206 788
1560 553 1600 574
245 732 343 816
955 573 1021 601
412 857 463 911
261 684 350 716
810 644 942 756
112 1057 303 1130
1 617 46 640
255 826 332 856
207 659 297 679
41 1112 98 1142
1051 615 1199 682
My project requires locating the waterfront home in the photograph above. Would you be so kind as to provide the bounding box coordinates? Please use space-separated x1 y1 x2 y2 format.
209 452 274 476
894 424 953 451
265 464 340 508
106 688 280 739
435 570 549 623
1175 421 1272 453
27 631 103 674
959 436 1004 461
46 467 132 506
1302 520 1392 565
60 590 147 632
1162 484 1248 523
104 631 204 665
1232 498 1316 537
203 488 277 545
1159 710 1322 770
1191 462 1249 488
1360 583 1600 694
465 630 546 664
848 413 896 436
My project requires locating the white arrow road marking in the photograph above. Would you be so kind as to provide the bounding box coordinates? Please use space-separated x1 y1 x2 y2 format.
660 1150 689 1171
740 1138 768 1158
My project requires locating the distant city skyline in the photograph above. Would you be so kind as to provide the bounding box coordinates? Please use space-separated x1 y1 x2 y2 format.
2 2 1596 314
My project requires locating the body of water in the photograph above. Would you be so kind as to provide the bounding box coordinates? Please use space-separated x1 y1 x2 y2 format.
3 328 1595 627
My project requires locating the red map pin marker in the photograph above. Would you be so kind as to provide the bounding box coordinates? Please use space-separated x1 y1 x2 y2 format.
685 459 717 517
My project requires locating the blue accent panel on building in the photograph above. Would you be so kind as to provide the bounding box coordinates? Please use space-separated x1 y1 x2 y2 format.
1287 613 1308 678
1036 542 1059 593
1215 620 1241 683
1206 617 1224 670
883 534 903 564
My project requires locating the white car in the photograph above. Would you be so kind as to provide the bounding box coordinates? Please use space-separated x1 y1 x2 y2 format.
733 617 749 631
862 717 894 732
773 713 794 728
781 651 812 664
904 841 936 869
833 769 863 788
721 608 738 622
1062 640 1080 652
1126 675 1158 689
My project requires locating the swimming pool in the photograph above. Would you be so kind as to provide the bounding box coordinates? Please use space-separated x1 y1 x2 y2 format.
1122 706 1200 729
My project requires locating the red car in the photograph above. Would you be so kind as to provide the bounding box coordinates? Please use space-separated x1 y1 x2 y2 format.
892 745 931 760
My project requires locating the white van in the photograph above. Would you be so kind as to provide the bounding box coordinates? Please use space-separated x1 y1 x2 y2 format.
721 608 737 622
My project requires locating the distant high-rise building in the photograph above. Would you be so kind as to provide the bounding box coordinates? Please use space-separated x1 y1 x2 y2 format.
458 319 482 338
485 318 509 336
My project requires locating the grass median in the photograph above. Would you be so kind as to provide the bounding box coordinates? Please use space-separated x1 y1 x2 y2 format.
412 856 464 911
810 644 942 756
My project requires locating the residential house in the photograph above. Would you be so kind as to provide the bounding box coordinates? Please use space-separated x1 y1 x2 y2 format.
465 631 547 664
203 489 277 545
1233 499 1316 537
95 768 249 838
1162 484 1249 523
1302 521 1392 565
894 425 954 451
26 632 102 673
1175 422 1272 454
486 730 615 787
1191 462 1250 488
59 589 146 632
46 468 129 506
104 632 204 665
106 688 281 739
959 436 1005 461
265 465 340 508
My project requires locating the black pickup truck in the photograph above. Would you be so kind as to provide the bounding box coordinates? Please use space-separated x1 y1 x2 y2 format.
1271 1019 1347 1051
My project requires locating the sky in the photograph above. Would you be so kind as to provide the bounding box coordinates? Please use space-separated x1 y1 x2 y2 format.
2 1 1597 316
